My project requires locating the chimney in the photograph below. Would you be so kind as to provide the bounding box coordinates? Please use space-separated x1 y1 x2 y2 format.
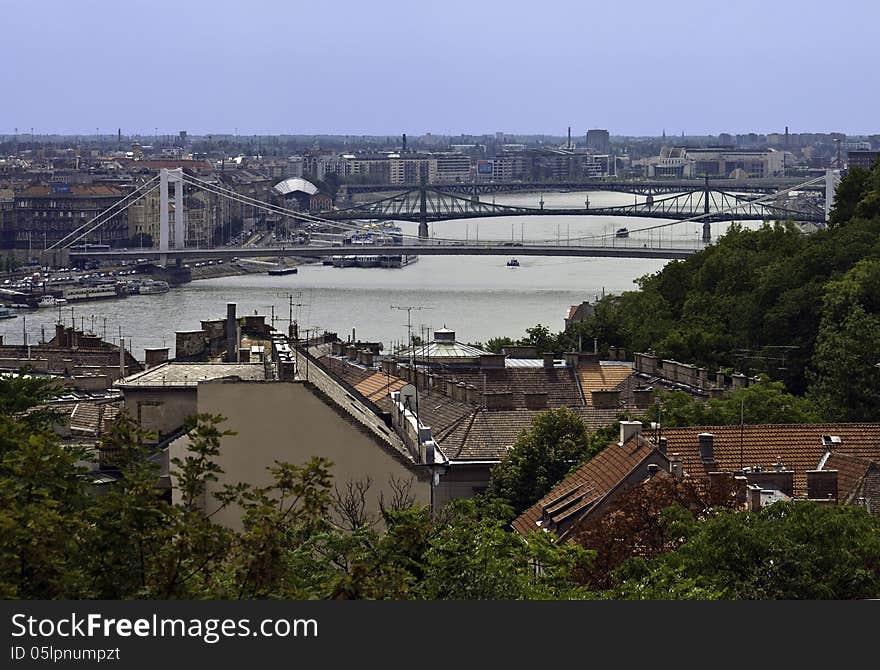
619 420 642 445
524 392 548 410
225 303 237 363
698 432 716 465
657 437 668 455
144 347 169 369
748 485 763 512
647 463 660 477
632 387 654 409
715 371 726 387
465 384 477 404
543 352 556 368
591 389 621 409
670 453 683 479
483 391 515 411
564 352 580 368
806 470 838 501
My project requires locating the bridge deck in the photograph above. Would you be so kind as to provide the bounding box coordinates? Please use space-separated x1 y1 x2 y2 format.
69 244 696 262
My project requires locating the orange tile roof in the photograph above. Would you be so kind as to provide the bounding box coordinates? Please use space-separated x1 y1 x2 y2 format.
823 452 877 503
513 435 660 538
659 424 880 498
577 364 636 404
354 372 407 403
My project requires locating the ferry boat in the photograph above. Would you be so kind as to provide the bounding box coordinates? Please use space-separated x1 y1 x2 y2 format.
615 227 629 238
63 285 119 302
0 306 17 319
138 279 170 295
507 258 520 267
37 295 67 308
331 255 357 268
378 254 418 268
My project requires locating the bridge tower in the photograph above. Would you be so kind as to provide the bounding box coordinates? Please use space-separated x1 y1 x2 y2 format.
418 164 428 239
159 168 185 264
702 176 712 242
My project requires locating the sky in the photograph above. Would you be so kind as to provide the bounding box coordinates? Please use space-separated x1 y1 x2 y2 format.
1 0 876 137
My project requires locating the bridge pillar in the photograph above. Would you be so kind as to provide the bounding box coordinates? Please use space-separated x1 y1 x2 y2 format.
159 168 185 265
704 176 710 216
418 166 428 238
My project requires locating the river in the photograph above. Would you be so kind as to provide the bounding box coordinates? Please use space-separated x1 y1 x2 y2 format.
3 190 751 359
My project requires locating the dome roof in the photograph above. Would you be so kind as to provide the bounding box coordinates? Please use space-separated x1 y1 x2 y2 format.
272 177 319 197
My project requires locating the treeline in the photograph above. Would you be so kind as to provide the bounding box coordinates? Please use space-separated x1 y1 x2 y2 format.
485 161 880 421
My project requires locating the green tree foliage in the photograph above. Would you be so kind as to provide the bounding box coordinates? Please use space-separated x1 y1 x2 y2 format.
642 381 822 427
808 259 880 420
0 378 589 600
488 407 592 514
608 502 880 600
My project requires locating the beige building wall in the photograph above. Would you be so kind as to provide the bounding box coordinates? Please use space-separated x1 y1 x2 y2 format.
173 381 431 530
122 387 197 440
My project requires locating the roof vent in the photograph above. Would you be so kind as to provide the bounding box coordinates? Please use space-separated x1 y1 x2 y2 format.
821 435 842 449
698 432 716 465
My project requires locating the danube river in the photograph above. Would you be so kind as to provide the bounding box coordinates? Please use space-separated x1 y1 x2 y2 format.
4 190 749 359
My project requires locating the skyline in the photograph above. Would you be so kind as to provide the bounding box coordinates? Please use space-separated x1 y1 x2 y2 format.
2 1 877 136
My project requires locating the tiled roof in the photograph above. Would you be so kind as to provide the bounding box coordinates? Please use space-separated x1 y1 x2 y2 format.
441 409 540 460
513 435 660 537
578 364 636 404
317 355 478 441
355 372 407 404
823 452 876 503
659 424 880 498
67 400 122 436
435 367 583 408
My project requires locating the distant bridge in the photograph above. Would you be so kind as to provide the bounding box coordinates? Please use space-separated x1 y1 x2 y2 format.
68 243 697 263
46 169 835 267
325 179 826 235
340 177 825 198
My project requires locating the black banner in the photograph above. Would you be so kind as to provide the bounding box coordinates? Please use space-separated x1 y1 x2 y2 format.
0 600 874 668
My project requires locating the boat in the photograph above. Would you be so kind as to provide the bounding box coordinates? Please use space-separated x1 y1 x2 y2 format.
138 279 170 295
267 266 298 276
331 255 357 268
63 285 119 302
615 227 629 238
0 306 17 319
36 295 66 308
507 258 520 267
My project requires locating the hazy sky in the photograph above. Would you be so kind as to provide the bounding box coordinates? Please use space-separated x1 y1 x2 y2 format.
1 0 875 136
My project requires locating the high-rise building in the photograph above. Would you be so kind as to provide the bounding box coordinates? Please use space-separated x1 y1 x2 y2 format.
585 129 610 155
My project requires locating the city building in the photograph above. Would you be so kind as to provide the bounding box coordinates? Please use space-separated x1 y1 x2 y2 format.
12 183 129 251
644 147 784 178
585 129 611 155
848 150 879 170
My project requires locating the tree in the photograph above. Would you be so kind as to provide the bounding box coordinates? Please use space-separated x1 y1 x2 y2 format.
484 336 515 354
808 259 880 421
488 407 592 514
641 381 822 427
0 376 90 598
608 502 880 600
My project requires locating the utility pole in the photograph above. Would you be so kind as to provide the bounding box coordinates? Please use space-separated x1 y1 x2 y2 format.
391 305 426 368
